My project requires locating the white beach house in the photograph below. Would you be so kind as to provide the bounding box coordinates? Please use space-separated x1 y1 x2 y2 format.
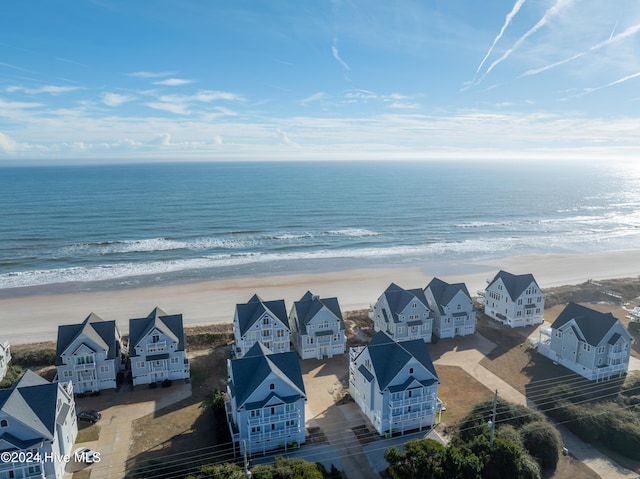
0 341 10 382
129 307 190 386
483 270 545 327
225 342 306 456
371 283 433 342
289 291 346 359
424 277 476 338
0 370 78 479
233 294 291 358
349 331 441 437
537 302 632 381
55 313 125 394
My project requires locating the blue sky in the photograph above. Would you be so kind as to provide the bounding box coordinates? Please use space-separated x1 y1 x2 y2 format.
2 0 640 163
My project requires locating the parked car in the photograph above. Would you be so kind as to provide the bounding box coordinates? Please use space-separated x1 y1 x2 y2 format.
74 447 100 464
77 410 101 423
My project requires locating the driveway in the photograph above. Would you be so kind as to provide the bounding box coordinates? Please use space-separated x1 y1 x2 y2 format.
64 381 192 479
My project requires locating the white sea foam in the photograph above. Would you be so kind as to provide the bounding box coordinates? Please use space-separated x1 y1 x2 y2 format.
327 228 380 237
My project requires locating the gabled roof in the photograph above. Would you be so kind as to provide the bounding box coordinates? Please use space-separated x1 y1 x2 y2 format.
425 277 471 314
487 270 539 301
551 302 629 346
228 342 305 409
381 283 429 322
0 371 63 442
129 307 185 357
292 291 344 335
235 294 289 336
55 313 120 366
364 331 438 391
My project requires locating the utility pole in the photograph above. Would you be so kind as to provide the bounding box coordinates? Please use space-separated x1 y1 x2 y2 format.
489 389 498 447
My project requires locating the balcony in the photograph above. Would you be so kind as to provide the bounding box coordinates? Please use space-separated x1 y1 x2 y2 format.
248 426 301 442
608 350 628 361
389 394 436 408
247 410 300 427
390 408 435 422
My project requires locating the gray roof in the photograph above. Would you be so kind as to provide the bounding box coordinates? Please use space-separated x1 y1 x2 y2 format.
55 313 120 366
129 307 185 357
228 342 305 409
551 302 628 346
292 291 344 335
382 283 429 323
425 277 471 314
488 270 539 301
363 331 438 391
235 294 289 336
0 371 64 444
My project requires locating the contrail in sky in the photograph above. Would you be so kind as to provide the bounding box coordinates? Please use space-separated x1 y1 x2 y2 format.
475 0 527 77
520 22 640 78
476 0 573 85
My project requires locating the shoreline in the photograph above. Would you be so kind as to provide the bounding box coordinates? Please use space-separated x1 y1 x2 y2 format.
2 249 640 345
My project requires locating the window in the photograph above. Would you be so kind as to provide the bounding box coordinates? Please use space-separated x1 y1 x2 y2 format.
100 366 109 373
319 320 329 329
457 304 461 310
270 383 275 390
171 357 179 364
250 409 261 418
409 368 414 374
63 370 73 378
263 316 270 325
0 419 7 427
277 329 285 338
251 426 261 433
137 361 145 368
152 334 160 343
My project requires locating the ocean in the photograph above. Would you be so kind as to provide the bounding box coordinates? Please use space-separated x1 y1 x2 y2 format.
1 160 639 294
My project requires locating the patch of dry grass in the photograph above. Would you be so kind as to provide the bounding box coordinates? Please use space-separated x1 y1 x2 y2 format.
76 423 100 443
436 365 494 431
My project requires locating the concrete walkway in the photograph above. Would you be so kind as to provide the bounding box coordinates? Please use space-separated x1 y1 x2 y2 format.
64 381 192 479
433 333 637 479
302 356 380 479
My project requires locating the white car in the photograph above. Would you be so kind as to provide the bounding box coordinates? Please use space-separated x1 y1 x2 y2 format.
74 447 99 464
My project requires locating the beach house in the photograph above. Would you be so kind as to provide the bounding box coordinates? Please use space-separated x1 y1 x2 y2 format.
537 302 632 381
0 370 77 479
349 331 441 437
289 291 346 359
424 278 477 338
129 307 190 386
483 270 545 327
233 294 290 358
225 342 306 456
55 313 125 394
0 341 10 382
371 283 433 342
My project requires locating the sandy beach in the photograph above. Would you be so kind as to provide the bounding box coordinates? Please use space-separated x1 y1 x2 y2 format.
2 249 640 345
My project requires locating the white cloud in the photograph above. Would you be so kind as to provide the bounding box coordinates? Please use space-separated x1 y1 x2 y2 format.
332 38 351 71
152 78 196 86
127 71 175 78
300 92 327 105
145 102 190 115
6 85 80 95
0 132 17 152
101 92 137 107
